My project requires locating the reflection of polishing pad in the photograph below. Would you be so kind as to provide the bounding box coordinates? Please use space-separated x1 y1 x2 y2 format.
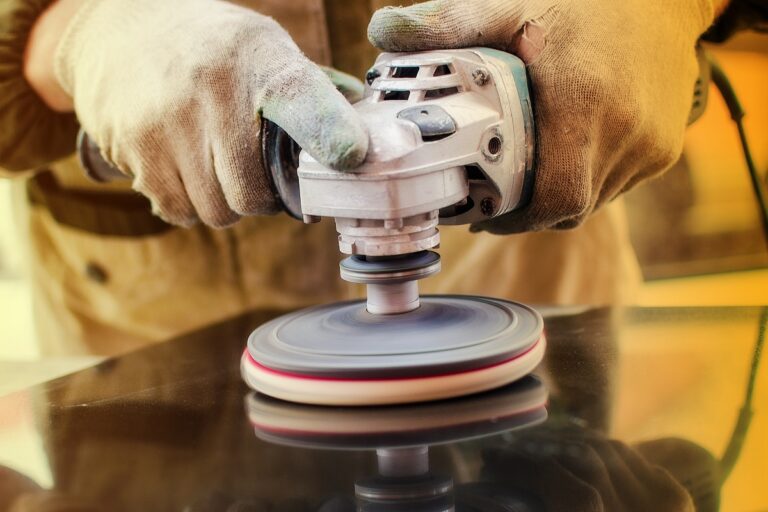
242 295 545 406
246 375 548 450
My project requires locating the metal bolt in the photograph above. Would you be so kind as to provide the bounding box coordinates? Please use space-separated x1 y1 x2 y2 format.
480 197 496 217
472 67 490 86
366 68 381 85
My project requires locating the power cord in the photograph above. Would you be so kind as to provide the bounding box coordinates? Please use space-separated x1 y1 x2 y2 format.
697 54 767 484
707 54 768 250
719 306 766 483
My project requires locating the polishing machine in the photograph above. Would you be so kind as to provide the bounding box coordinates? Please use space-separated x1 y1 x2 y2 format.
242 48 546 405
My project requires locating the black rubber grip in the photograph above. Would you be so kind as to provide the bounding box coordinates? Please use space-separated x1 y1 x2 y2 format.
77 131 129 183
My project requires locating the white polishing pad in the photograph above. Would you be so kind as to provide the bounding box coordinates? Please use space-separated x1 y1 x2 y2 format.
242 333 545 406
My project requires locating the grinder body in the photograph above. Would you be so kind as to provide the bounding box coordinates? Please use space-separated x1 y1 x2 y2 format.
273 48 535 258
287 48 536 317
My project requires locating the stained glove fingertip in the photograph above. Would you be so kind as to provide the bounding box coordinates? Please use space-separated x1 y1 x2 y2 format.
367 7 432 51
318 126 369 171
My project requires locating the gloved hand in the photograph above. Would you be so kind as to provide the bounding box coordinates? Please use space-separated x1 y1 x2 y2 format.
368 0 723 232
55 0 368 228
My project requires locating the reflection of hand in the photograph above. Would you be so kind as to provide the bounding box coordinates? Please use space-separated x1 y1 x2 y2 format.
1 466 102 512
481 429 694 512
0 466 39 511
54 0 367 227
369 0 722 232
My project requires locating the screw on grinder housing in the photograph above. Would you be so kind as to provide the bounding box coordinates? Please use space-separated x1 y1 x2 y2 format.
245 48 544 406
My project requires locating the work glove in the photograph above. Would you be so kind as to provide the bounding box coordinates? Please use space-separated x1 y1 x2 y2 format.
368 0 721 232
55 0 368 228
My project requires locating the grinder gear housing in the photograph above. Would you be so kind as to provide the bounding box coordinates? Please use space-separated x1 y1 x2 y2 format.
298 48 536 257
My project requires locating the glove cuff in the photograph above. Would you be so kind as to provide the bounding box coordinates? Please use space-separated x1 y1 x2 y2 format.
53 0 105 96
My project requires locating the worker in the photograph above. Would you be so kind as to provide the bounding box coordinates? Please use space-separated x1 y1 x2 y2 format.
1 0 764 356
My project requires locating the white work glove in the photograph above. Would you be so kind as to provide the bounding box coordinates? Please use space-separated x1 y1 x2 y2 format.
368 0 722 232
55 0 368 227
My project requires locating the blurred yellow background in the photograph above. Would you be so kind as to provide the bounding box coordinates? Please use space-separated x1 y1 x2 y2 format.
629 34 768 306
615 309 766 511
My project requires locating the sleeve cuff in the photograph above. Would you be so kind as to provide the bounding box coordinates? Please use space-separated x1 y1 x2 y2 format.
0 0 79 172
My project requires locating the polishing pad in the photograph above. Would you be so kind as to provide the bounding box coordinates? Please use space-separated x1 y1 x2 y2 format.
242 295 545 405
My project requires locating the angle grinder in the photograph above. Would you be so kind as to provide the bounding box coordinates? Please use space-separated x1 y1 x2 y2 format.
78 48 546 406
243 48 544 405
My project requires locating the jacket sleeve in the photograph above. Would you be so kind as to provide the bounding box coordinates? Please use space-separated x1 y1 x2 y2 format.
0 0 79 173
703 0 768 42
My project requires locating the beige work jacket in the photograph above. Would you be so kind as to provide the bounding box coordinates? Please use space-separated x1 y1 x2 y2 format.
19 0 641 357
